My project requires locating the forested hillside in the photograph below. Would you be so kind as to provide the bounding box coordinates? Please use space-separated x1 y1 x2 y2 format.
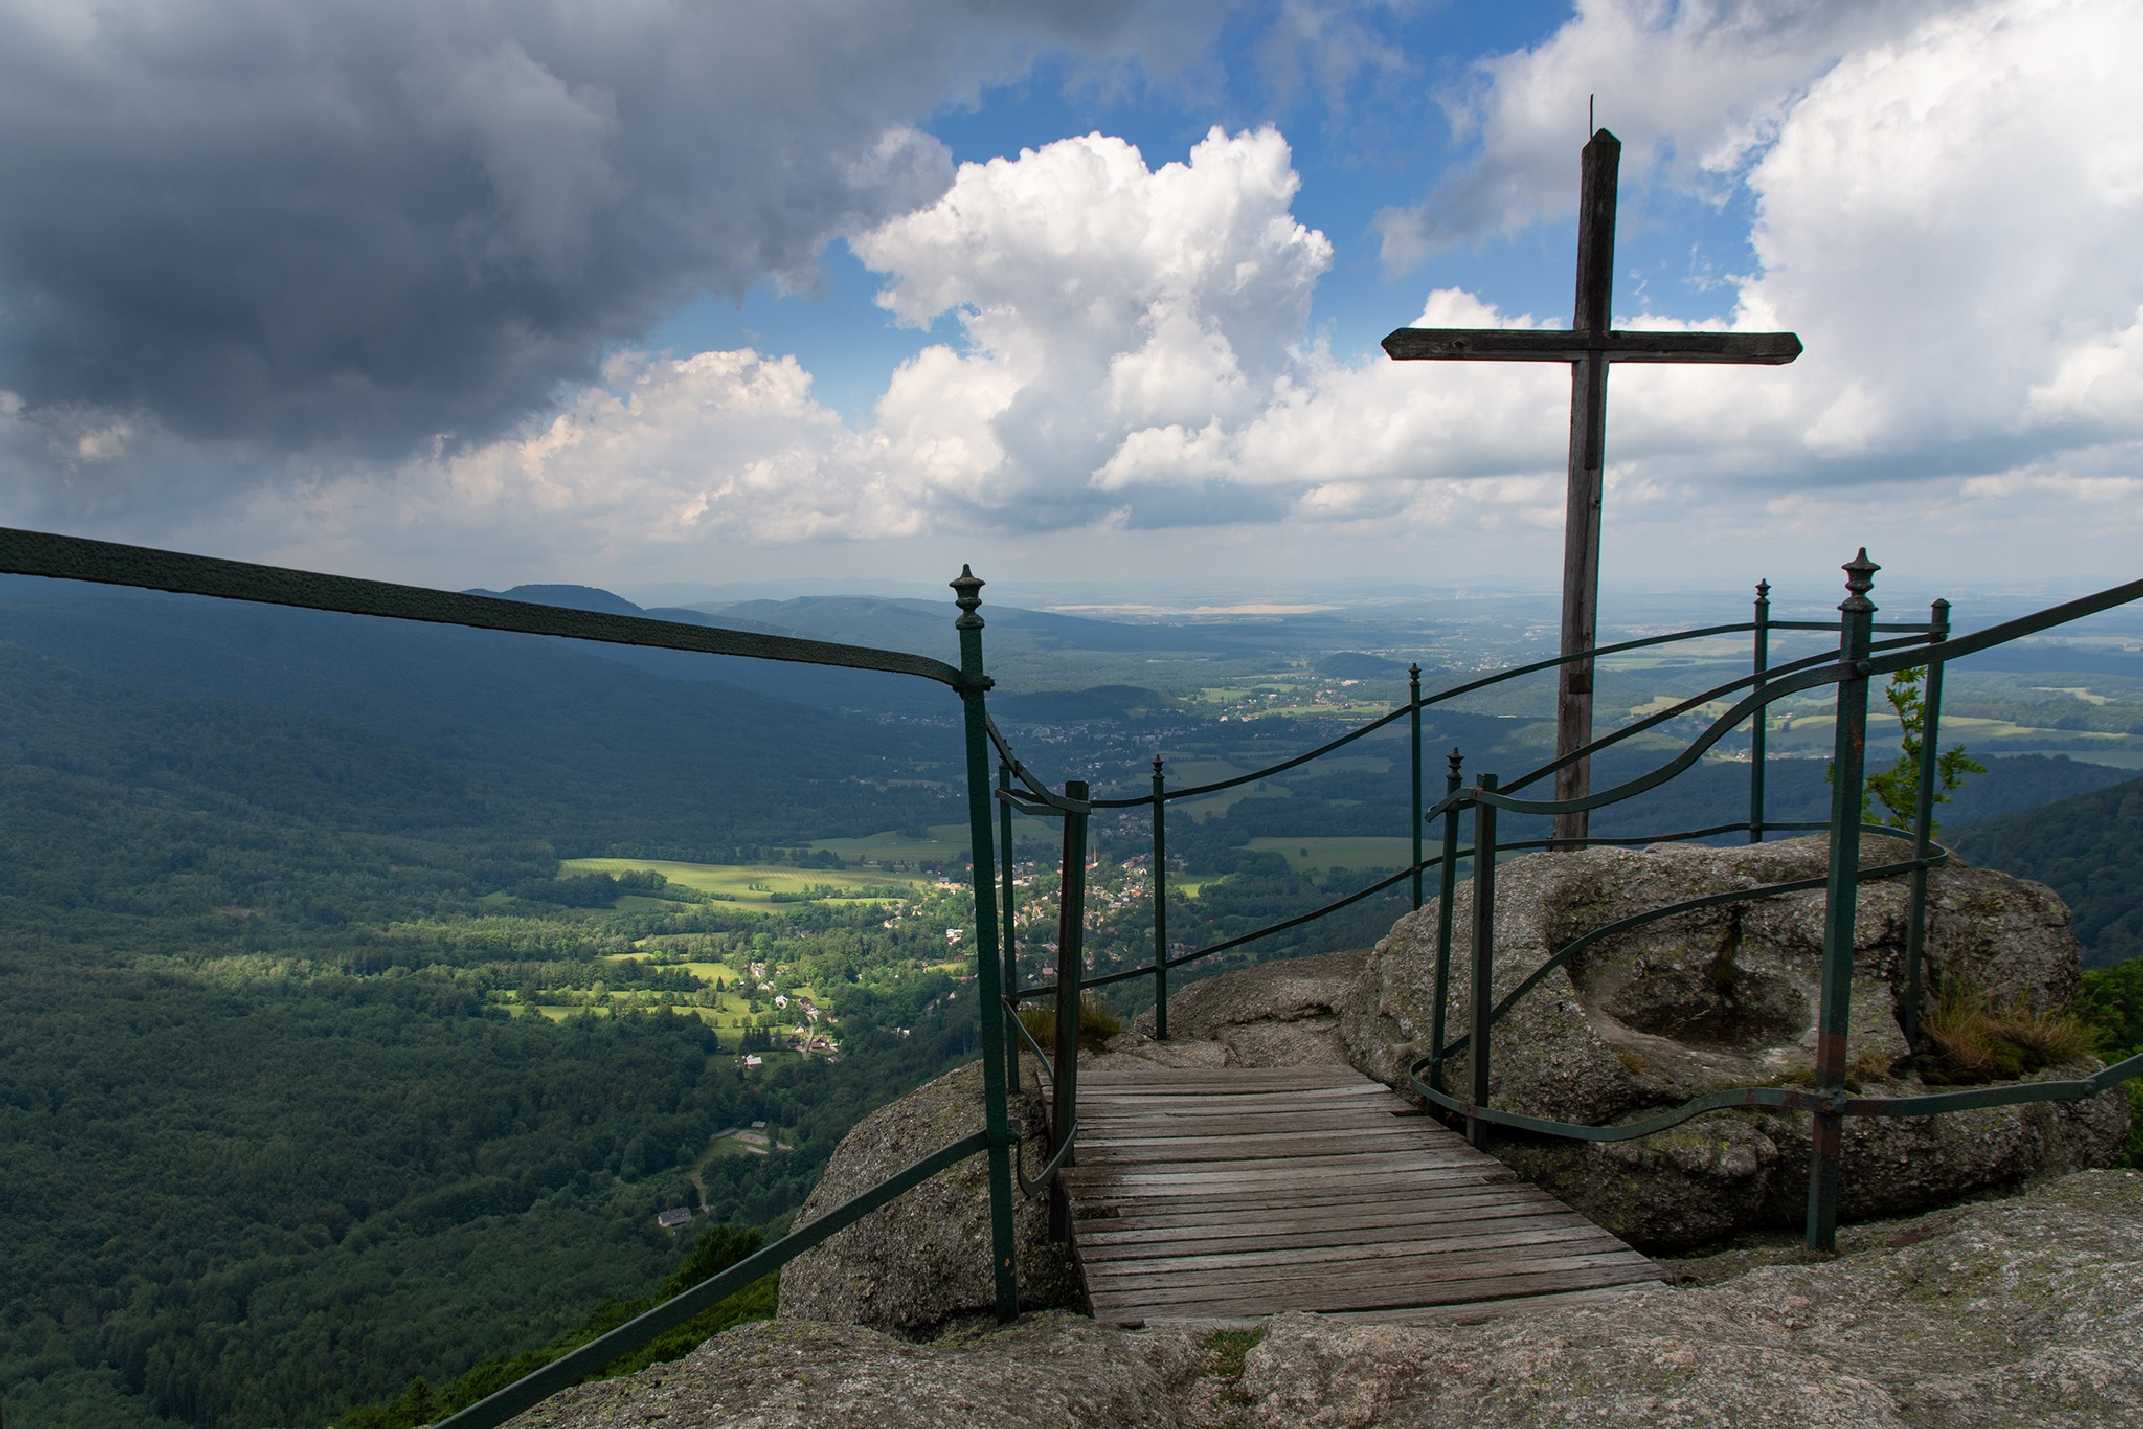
0 581 983 1427
1953 774 2143 968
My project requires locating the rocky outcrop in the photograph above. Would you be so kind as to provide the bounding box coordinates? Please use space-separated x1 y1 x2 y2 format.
509 1169 2143 1428
1338 836 2129 1248
1110 947 1367 1070
774 1061 1080 1332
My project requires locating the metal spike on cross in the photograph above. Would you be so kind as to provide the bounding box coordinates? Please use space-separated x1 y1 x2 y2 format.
1383 127 1802 847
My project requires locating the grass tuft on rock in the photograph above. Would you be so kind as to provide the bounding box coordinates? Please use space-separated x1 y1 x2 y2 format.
1921 980 2095 1082
1018 995 1124 1057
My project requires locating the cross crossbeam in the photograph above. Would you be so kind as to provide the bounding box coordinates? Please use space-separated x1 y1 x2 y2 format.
1382 127 1800 846
1382 329 1800 364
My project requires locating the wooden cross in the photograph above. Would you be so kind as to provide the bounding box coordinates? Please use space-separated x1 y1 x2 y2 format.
1383 128 1800 847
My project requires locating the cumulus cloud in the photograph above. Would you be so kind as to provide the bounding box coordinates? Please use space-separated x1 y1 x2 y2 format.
1376 0 1949 270
0 0 1232 459
6 0 2140 593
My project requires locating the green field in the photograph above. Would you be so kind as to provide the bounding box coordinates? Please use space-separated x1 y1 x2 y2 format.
805 822 969 865
560 857 929 913
1160 760 1296 821
1248 836 1416 873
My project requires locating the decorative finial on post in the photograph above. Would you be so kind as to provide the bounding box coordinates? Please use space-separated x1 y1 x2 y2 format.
1409 662 1422 676
1840 549 1879 613
951 564 985 631
1153 751 1165 774
1755 579 1771 600
1931 596 1950 616
1447 748 1464 779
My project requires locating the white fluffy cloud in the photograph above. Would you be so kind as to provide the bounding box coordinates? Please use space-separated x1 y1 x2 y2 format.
1375 0 1953 268
7 0 2140 592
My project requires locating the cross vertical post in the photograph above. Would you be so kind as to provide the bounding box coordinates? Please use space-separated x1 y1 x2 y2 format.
1553 133 1617 848
1383 128 1800 846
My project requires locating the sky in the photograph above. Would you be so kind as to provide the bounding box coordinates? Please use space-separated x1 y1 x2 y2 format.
1 0 2139 610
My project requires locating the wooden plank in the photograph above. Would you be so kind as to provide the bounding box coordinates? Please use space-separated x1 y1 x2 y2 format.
1080 1065 1367 1083
1080 1095 1413 1114
1083 1223 1619 1283
1075 1183 1562 1238
1080 1128 1437 1158
1089 1253 1662 1320
1065 1153 1484 1190
1080 1089 1406 1107
1079 1106 1418 1131
1076 1144 1488 1175
1068 1167 1519 1211
1078 1201 1576 1257
1079 1081 1371 1096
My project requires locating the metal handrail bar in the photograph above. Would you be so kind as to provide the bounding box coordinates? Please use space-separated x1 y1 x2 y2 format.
1447 573 2143 822
436 1130 990 1428
1499 630 1937 795
1015 1119 1079 1199
1409 1047 2143 1143
0 527 964 687
986 617 1839 816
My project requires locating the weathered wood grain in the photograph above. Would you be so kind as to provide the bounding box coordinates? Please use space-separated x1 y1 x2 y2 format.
1062 1062 1665 1325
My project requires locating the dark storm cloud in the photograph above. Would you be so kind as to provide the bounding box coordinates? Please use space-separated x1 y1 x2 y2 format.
0 0 1231 457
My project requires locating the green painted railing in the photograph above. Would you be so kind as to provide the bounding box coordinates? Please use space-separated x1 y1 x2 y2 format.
7 521 2140 1420
995 549 2143 1254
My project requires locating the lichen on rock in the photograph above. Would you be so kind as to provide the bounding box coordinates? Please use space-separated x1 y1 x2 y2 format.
1337 835 2129 1249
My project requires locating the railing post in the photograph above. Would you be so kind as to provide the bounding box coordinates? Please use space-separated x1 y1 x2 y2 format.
1430 749 1462 1096
1468 771 1499 1150
1807 550 1878 1254
1049 778 1090 1242
951 566 1020 1318
1903 596 1949 1047
1410 664 1425 911
1750 578 1771 842
1151 755 1169 1042
998 762 1020 1093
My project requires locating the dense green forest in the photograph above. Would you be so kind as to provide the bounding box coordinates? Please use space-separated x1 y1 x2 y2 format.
1952 775 2143 968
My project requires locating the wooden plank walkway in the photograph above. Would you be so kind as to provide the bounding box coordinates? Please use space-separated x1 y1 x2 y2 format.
1058 1063 1667 1328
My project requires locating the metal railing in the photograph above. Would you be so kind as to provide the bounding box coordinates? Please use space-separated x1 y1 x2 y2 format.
7 521 2140 1421
990 549 2143 1255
